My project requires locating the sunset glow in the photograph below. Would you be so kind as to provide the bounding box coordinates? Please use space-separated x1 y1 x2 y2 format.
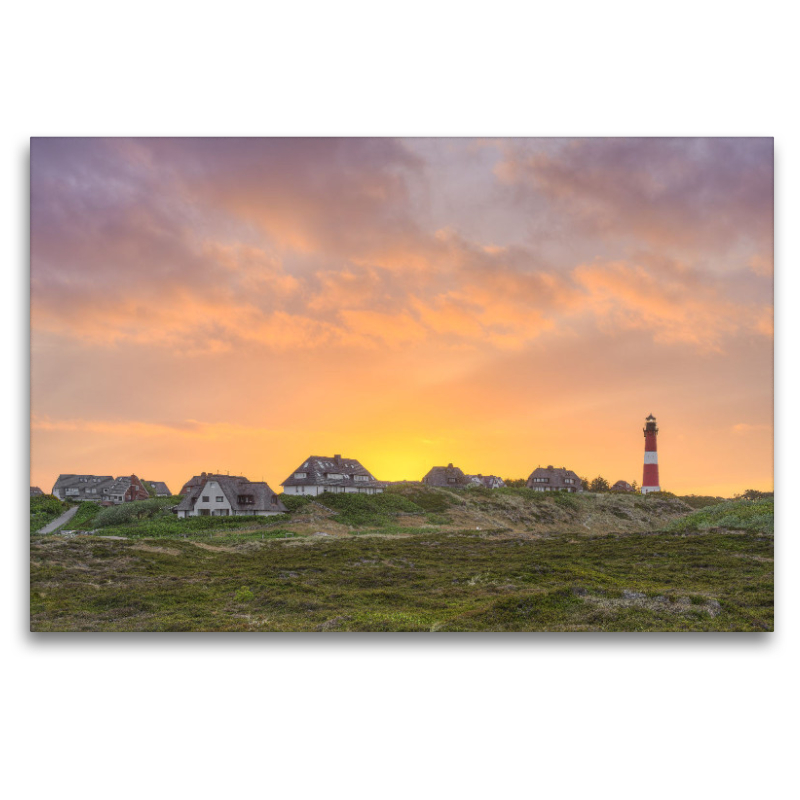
30 137 773 496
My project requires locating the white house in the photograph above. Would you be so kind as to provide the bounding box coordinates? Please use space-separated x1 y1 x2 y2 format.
174 475 287 518
281 454 384 496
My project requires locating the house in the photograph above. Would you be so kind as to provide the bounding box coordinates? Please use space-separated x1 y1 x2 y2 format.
30 486 44 497
144 480 172 497
179 472 249 496
51 473 149 504
281 455 384 495
52 474 115 502
611 480 634 492
422 463 470 487
174 474 287 518
466 474 505 489
526 465 583 493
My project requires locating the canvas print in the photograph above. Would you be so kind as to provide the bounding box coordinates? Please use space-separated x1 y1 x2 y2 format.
29 137 774 631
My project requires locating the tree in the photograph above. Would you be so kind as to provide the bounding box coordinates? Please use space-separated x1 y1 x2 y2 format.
734 488 774 501
580 476 590 491
630 480 640 494
589 476 610 493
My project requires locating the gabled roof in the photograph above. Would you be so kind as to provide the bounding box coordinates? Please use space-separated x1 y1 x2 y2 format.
144 480 171 495
52 474 116 496
526 466 582 483
175 475 287 514
611 480 634 491
179 473 248 496
422 463 470 486
281 455 383 489
30 486 44 496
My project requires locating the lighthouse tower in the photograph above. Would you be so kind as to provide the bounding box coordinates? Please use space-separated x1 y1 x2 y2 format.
641 413 661 494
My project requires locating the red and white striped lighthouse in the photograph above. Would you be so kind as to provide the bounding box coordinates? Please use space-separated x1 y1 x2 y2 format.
641 413 661 494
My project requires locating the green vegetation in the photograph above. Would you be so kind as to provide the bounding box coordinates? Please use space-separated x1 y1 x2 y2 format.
589 476 611 492
29 489 773 631
678 495 728 509
29 527 773 631
30 494 69 533
279 495 314 513
93 496 182 528
66 501 103 531
667 497 774 535
310 491 424 526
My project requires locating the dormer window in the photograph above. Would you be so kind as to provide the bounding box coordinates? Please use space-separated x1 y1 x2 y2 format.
237 495 254 505
294 472 307 479
354 475 369 482
326 473 343 480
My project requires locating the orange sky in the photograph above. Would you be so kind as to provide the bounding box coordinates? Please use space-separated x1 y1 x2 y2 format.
30 138 773 497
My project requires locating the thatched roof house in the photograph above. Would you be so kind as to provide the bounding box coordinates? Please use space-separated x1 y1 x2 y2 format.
281 455 384 495
144 480 172 497
611 480 634 492
174 474 287 518
422 463 470 487
526 465 583 493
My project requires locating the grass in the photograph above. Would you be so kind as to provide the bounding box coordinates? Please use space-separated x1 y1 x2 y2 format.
30 494 69 533
29 527 773 631
29 490 773 631
667 497 774 535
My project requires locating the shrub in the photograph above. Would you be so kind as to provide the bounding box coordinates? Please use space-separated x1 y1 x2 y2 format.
69 502 103 530
280 495 314 513
93 496 182 528
30 494 69 533
668 498 774 535
678 495 728 509
315 491 424 526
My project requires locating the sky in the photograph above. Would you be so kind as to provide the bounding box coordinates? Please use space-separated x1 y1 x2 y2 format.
30 137 773 497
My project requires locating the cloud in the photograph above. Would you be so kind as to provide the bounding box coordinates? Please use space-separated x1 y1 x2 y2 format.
572 259 772 351
494 137 773 258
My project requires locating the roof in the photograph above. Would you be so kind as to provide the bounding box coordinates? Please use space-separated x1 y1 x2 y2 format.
422 463 470 486
526 466 582 484
144 480 171 495
646 414 656 421
281 455 383 490
469 474 505 489
611 480 633 490
53 474 114 490
175 475 287 514
179 473 249 496
30 486 44 496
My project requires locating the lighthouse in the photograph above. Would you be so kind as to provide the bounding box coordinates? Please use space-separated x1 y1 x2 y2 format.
641 413 661 494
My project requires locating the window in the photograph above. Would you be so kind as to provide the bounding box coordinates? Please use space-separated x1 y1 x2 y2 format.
216 496 224 502
199 509 210 516
202 495 209 502
238 495 255 505
326 473 343 480
271 495 278 504
564 478 573 484
294 472 307 479
355 475 369 482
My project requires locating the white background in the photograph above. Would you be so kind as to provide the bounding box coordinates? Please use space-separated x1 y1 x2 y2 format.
3 2 796 798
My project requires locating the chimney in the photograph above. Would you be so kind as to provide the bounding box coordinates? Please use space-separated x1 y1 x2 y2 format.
448 463 453 468
334 454 341 464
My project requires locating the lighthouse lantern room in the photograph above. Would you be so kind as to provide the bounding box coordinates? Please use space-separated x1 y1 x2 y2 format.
641 413 661 494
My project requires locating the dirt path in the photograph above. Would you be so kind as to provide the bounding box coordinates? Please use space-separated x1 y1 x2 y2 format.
38 505 79 534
